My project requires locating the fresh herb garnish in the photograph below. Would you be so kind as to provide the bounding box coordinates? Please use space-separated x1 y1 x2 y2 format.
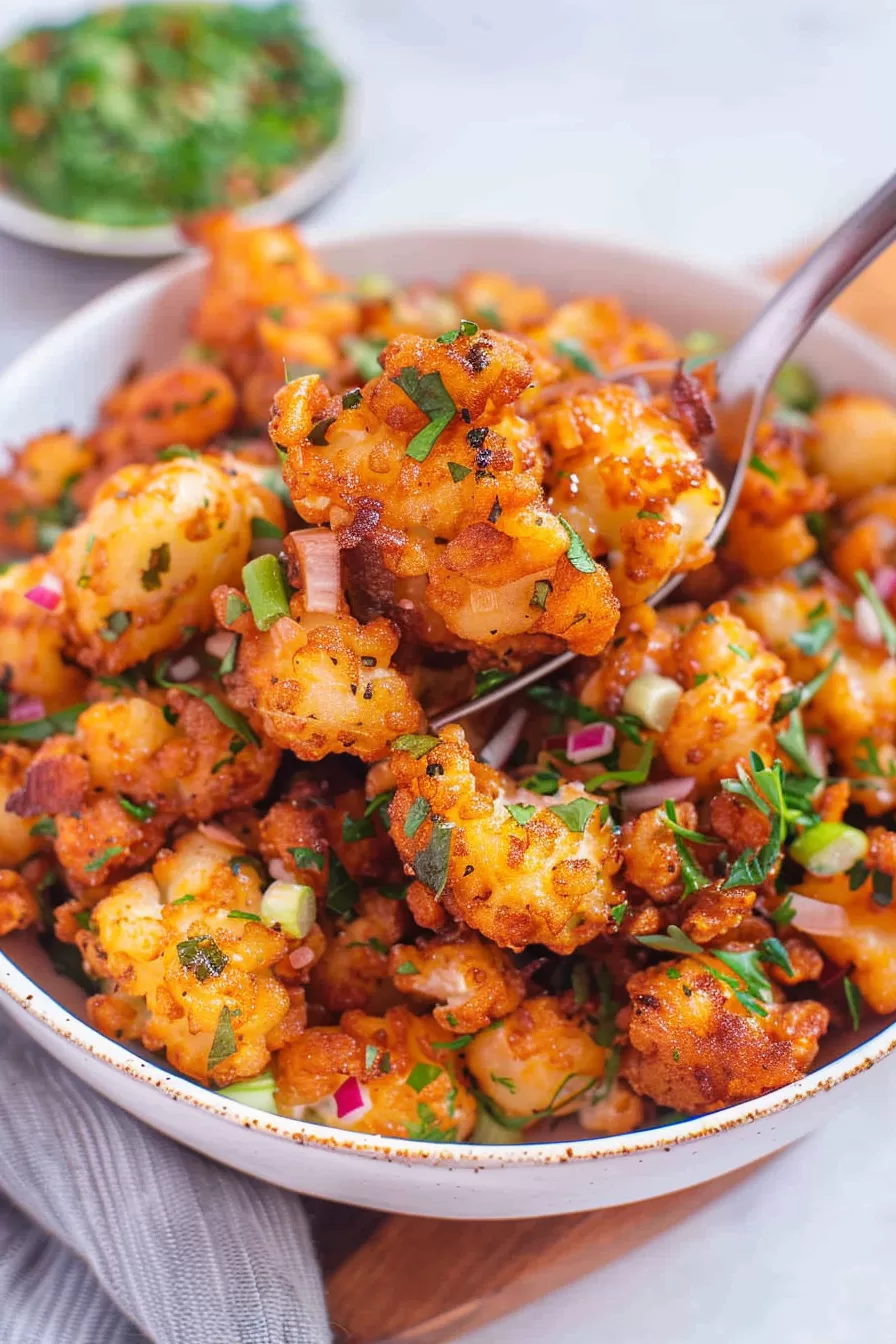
83 845 124 874
208 1005 238 1071
412 819 452 896
843 976 863 1031
855 569 896 657
0 703 87 742
176 936 228 981
342 336 387 382
474 668 512 698
251 516 283 540
395 960 419 976
548 797 598 833
326 855 359 917
100 610 131 643
776 708 821 779
140 543 171 592
791 615 835 656
552 338 600 375
437 318 479 344
610 901 628 927
392 367 457 462
155 660 258 746
407 1063 442 1093
759 936 794 977
530 579 552 611
558 515 597 573
637 925 772 1016
585 741 654 790
506 803 536 825
772 653 840 721
392 733 439 758
404 796 431 838
289 846 325 872
448 461 471 482
117 795 156 822
224 593 249 626
748 454 780 483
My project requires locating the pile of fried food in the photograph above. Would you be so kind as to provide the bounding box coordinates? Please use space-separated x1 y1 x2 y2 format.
3 213 896 1145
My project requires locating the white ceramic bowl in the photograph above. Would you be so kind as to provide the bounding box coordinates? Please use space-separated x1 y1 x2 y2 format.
2 228 896 1219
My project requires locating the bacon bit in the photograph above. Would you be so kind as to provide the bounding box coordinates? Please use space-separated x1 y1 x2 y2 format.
288 945 315 970
670 364 716 443
197 821 246 850
6 755 90 817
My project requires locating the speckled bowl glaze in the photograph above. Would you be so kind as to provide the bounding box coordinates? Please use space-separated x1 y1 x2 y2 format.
2 229 896 1218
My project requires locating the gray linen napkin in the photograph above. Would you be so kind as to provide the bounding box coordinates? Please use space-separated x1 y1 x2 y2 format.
0 1020 331 1344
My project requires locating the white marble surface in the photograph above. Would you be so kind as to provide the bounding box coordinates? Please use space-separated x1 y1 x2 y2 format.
2 1 896 1339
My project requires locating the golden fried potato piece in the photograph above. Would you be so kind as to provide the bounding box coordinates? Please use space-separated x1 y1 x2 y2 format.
0 430 93 552
91 829 293 1085
0 745 43 867
577 1077 646 1136
310 890 409 1014
622 957 829 1112
809 392 896 500
275 1005 476 1140
0 558 89 710
389 929 525 1034
389 725 623 954
214 588 424 763
539 383 724 604
735 576 896 813
722 422 830 578
0 869 40 935
52 456 261 674
465 997 608 1124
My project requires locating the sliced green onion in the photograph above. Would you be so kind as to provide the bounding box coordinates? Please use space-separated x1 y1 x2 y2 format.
242 555 290 631
789 822 869 876
622 673 683 732
773 362 820 414
260 881 317 939
218 1071 278 1115
472 1105 521 1145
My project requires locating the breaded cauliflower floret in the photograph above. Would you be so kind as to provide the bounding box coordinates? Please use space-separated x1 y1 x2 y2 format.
620 802 700 903
721 421 830 578
0 869 41 936
529 296 678 375
310 889 409 1014
465 997 608 1125
389 725 623 954
0 745 43 867
539 383 725 604
91 364 237 469
90 829 295 1085
275 1005 476 1140
389 929 526 1034
273 328 619 657
0 558 89 710
0 429 93 552
213 588 424 762
622 957 829 1113
52 456 266 673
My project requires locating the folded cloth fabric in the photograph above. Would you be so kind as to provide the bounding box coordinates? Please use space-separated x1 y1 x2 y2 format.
0 1019 331 1344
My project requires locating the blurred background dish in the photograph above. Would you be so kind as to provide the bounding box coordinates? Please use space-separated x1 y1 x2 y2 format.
0 1 358 256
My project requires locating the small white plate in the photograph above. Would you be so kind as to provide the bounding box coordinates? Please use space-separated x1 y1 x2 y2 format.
0 84 360 258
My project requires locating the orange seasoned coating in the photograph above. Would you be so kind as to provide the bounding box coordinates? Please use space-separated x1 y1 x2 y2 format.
622 957 829 1113
326 787 400 884
832 486 896 583
453 271 550 333
92 364 237 467
275 1005 476 1140
389 725 623 954
0 745 43 867
0 868 40 935
620 802 699 903
51 455 265 674
680 882 756 945
91 829 293 1085
578 1076 647 1135
55 794 169 889
389 929 526 1034
735 576 896 813
722 422 830 579
808 392 896 500
465 997 608 1124
0 558 89 710
539 382 725 604
258 781 330 896
214 587 424 763
310 890 409 1014
274 329 619 658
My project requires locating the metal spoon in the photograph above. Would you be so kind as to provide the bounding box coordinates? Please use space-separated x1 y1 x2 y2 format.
431 169 896 731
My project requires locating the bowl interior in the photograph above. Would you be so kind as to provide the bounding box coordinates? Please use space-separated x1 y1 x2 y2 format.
2 227 896 1155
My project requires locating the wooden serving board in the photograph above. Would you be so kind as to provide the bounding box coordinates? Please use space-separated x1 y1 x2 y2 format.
311 242 896 1344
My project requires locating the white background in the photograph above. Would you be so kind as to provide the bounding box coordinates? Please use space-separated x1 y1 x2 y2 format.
2 1 896 1339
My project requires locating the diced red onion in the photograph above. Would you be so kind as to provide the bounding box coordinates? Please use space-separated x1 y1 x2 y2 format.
566 722 615 764
480 708 527 769
805 736 828 779
8 694 45 723
789 893 849 936
268 858 290 882
288 945 315 971
205 631 235 659
24 574 63 611
621 775 696 813
288 529 340 613
197 821 245 850
333 1076 372 1121
167 654 200 682
874 566 896 601
854 595 883 648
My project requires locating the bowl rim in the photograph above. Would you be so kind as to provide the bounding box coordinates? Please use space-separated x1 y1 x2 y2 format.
3 223 896 1167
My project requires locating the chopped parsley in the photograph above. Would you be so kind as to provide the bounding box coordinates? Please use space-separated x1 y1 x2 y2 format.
155 660 258 746
530 579 552 611
638 925 773 1016
776 708 821 780
341 336 387 382
140 543 171 592
29 817 57 838
117 795 156 822
326 855 359 918
208 1005 238 1071
404 796 431 838
585 741 654 791
506 803 536 825
448 461 471 482
395 960 419 976
437 318 479 344
412 819 453 896
0 702 87 743
772 653 840 721
474 668 513 697
557 515 597 573
176 936 228 981
610 901 628 927
759 936 794 978
392 733 439 758
83 845 123 873
552 338 600 375
392 367 457 462
289 846 325 872
100 610 131 643
548 797 598 833
407 1063 442 1093
224 593 249 626
748 454 780 483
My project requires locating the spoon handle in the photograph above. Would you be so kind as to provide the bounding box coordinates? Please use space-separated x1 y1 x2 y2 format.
717 170 896 407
